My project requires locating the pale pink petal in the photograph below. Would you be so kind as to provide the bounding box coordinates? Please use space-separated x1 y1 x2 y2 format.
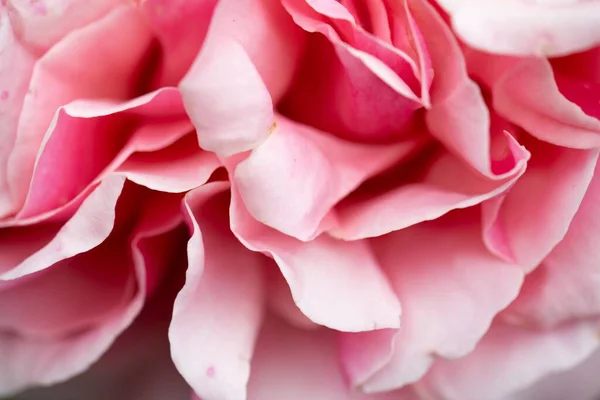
507 348 600 400
179 36 273 157
170 183 266 400
117 134 220 193
235 116 422 240
436 0 600 56
0 176 125 279
418 322 600 400
470 55 600 149
15 302 191 400
6 0 124 53
482 140 599 270
281 0 427 142
0 181 183 396
7 4 154 210
500 160 600 326
180 0 305 156
230 182 400 332
341 214 523 392
265 267 320 330
0 8 35 218
333 135 529 240
247 315 419 400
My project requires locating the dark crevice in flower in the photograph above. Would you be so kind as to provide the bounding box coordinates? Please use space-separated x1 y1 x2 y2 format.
130 38 164 98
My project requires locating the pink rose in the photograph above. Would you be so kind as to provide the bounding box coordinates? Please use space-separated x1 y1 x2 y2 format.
2 0 600 400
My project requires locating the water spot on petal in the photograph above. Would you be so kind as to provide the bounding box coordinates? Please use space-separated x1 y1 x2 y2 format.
206 366 216 378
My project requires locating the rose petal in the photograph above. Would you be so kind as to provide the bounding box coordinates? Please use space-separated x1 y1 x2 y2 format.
418 322 600 400
117 133 220 193
170 182 266 400
411 0 498 177
6 0 123 53
0 8 35 218
469 54 600 149
18 87 191 219
0 176 125 279
436 0 600 57
333 134 529 240
230 180 401 332
234 116 422 240
0 180 182 396
341 213 523 391
138 0 218 85
281 0 426 142
265 267 320 331
247 315 419 400
501 160 600 326
7 4 154 210
507 348 600 400
482 140 599 270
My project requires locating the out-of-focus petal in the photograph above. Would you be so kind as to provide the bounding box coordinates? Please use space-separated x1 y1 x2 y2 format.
435 0 600 57
0 180 183 396
247 315 419 400
0 7 35 218
417 322 600 400
6 0 124 53
506 348 600 400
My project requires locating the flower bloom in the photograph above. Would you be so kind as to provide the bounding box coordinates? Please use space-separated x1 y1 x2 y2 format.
1 0 600 399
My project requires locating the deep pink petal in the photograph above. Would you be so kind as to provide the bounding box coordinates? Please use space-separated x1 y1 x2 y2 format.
170 183 266 400
138 0 218 85
17 88 191 219
281 0 427 142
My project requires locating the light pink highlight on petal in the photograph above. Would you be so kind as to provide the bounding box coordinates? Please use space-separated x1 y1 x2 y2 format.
170 183 266 400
